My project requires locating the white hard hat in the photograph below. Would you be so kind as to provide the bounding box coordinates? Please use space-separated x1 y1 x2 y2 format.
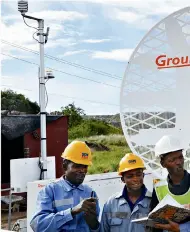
155 135 183 157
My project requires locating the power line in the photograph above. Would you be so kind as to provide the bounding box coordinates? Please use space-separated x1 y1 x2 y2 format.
3 40 122 80
1 84 119 107
1 53 120 89
1 40 122 80
2 53 39 66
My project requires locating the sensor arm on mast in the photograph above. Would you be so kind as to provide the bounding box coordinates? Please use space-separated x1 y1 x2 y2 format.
21 14 50 44
21 13 42 21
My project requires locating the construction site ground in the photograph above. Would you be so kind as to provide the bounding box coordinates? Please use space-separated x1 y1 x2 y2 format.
1 211 26 230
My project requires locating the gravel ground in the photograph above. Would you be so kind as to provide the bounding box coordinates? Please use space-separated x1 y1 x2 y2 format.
1 211 26 230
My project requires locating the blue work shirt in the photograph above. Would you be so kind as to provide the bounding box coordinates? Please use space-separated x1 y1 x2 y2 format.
100 186 152 232
30 178 100 232
122 185 147 212
180 222 190 232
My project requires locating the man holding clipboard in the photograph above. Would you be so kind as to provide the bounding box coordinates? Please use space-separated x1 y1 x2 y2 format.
150 135 190 232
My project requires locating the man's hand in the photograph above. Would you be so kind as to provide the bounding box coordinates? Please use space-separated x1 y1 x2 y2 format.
71 198 99 229
154 220 180 232
71 198 97 216
83 198 99 230
84 213 99 230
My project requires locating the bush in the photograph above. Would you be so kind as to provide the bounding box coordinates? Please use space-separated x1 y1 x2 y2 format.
1 89 40 113
69 119 122 139
86 134 127 146
61 103 85 128
70 134 127 146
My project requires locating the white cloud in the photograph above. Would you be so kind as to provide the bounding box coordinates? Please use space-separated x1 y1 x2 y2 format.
87 0 189 15
3 10 88 22
1 53 13 62
45 38 77 49
62 50 88 57
1 7 87 56
1 20 77 59
33 10 88 21
112 9 157 29
1 22 38 44
1 21 64 47
115 11 142 23
18 38 76 52
3 0 190 18
1 74 39 101
1 75 25 82
92 49 133 62
45 23 64 39
1 41 36 61
82 39 111 43
100 0 190 29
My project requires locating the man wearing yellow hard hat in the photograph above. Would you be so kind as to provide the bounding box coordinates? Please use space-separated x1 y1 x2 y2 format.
30 141 100 232
100 153 152 232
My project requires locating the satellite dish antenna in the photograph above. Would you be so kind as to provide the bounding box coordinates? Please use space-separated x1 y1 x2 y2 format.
120 7 190 178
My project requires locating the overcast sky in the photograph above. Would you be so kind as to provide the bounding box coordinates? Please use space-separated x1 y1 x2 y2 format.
1 0 189 115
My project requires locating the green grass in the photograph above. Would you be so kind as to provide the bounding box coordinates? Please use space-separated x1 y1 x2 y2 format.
68 134 131 174
88 145 131 174
69 134 127 146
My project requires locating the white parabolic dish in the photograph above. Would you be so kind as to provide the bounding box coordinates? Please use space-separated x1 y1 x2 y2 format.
120 7 190 176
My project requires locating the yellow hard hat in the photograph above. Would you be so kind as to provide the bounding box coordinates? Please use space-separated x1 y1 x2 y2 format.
61 141 92 166
118 153 145 175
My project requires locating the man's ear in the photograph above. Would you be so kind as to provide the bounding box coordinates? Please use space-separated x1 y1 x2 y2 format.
121 176 124 183
160 158 165 168
62 164 67 174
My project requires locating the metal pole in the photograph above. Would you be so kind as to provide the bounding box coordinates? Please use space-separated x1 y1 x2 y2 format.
1 188 14 192
38 19 47 179
8 189 12 230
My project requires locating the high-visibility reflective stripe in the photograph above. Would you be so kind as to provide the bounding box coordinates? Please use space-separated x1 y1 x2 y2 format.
106 212 129 218
53 198 74 207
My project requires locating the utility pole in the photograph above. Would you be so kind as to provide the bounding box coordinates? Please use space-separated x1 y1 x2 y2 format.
18 0 52 179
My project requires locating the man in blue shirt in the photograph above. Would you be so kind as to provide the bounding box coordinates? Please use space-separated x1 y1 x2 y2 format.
100 153 152 232
30 141 100 232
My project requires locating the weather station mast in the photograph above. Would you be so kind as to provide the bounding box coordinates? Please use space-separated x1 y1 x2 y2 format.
18 0 55 179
